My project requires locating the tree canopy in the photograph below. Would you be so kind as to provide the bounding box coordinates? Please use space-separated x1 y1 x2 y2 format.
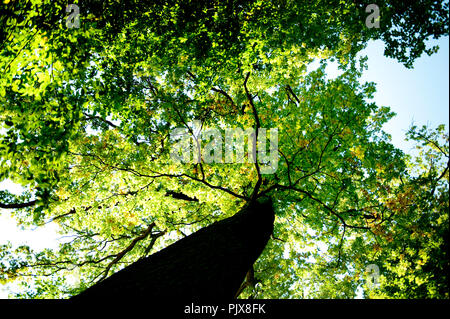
0 0 448 299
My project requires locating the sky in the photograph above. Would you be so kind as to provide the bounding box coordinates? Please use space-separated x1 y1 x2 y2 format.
319 37 449 154
360 38 449 153
0 36 448 298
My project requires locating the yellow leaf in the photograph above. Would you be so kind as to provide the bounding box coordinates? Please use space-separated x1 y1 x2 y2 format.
53 60 63 71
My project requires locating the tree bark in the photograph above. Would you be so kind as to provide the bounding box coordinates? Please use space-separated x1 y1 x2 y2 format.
71 197 274 300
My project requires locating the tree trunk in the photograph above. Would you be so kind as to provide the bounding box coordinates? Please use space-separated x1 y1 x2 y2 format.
71 197 274 300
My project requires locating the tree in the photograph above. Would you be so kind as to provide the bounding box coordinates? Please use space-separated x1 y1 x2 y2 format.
364 125 449 298
71 198 274 300
0 0 448 299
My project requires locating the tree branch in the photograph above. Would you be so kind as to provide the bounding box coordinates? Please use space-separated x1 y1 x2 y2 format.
96 222 159 282
211 87 239 114
234 266 256 299
82 113 118 128
243 72 262 201
0 200 37 209
286 85 301 105
165 190 199 202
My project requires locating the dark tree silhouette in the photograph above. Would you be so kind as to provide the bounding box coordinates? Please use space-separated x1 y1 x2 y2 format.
71 198 274 300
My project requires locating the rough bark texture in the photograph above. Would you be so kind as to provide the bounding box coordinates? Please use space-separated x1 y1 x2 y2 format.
71 197 274 300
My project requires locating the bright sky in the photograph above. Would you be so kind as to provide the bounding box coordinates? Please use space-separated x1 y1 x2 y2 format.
321 37 449 154
360 37 449 153
0 37 448 298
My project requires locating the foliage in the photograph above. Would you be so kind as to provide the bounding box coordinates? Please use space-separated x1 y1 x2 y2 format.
0 0 448 298
365 125 449 298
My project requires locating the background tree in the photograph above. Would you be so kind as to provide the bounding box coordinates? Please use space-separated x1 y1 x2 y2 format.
364 125 449 298
0 0 448 298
